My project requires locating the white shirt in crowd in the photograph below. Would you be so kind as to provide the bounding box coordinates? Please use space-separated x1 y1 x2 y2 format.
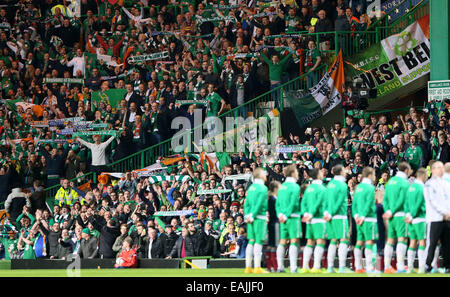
77 136 115 166
148 238 154 259
125 92 133 102
128 111 136 123
67 55 85 77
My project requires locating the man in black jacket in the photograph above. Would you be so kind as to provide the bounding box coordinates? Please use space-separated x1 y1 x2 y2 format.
203 220 220 257
124 83 144 110
41 221 61 259
88 212 120 258
39 145 70 187
229 59 258 112
166 227 196 258
187 221 206 256
29 180 46 214
314 10 333 52
142 227 164 258
159 225 179 257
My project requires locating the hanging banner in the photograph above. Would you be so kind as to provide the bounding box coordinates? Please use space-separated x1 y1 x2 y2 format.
381 0 422 24
345 15 430 98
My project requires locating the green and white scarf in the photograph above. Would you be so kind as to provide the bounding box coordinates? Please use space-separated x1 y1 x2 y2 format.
147 175 190 184
197 15 236 24
196 189 232 195
350 140 383 147
128 51 169 63
72 130 118 138
277 145 315 153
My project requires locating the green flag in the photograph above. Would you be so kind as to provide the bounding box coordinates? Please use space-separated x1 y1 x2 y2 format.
285 91 322 127
91 89 127 109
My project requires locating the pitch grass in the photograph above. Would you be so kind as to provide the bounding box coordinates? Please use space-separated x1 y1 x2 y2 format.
0 268 449 277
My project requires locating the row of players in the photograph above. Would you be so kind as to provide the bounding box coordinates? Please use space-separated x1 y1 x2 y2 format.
243 161 450 274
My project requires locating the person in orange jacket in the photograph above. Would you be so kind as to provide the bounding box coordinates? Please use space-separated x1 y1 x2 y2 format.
115 236 138 268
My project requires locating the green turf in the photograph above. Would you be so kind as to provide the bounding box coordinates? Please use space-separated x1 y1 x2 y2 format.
0 268 449 277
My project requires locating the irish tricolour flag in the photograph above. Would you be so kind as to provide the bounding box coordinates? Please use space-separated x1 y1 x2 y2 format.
285 50 345 126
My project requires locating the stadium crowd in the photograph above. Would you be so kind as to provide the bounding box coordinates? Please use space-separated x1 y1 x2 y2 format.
0 0 449 271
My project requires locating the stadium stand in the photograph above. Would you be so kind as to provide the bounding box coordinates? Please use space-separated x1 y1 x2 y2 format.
0 0 449 274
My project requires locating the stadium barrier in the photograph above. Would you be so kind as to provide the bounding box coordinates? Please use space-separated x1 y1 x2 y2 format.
10 258 180 270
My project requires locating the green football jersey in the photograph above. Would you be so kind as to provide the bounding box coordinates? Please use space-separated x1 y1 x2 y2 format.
276 177 301 219
23 237 37 260
301 181 326 219
324 176 348 217
405 180 425 219
0 237 18 260
244 179 268 221
352 179 376 219
383 172 410 216
405 145 423 171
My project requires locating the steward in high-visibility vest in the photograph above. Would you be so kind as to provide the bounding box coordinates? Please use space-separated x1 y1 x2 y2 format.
55 183 79 207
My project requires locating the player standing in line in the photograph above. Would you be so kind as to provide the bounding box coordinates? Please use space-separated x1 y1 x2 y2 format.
300 168 327 273
382 162 412 273
352 167 379 273
405 168 428 273
275 165 302 273
324 165 351 273
244 168 269 274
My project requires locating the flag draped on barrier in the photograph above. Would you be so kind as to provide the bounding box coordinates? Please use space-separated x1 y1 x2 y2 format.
285 50 345 126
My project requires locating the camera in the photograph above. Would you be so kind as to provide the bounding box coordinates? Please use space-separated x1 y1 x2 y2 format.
352 78 375 110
